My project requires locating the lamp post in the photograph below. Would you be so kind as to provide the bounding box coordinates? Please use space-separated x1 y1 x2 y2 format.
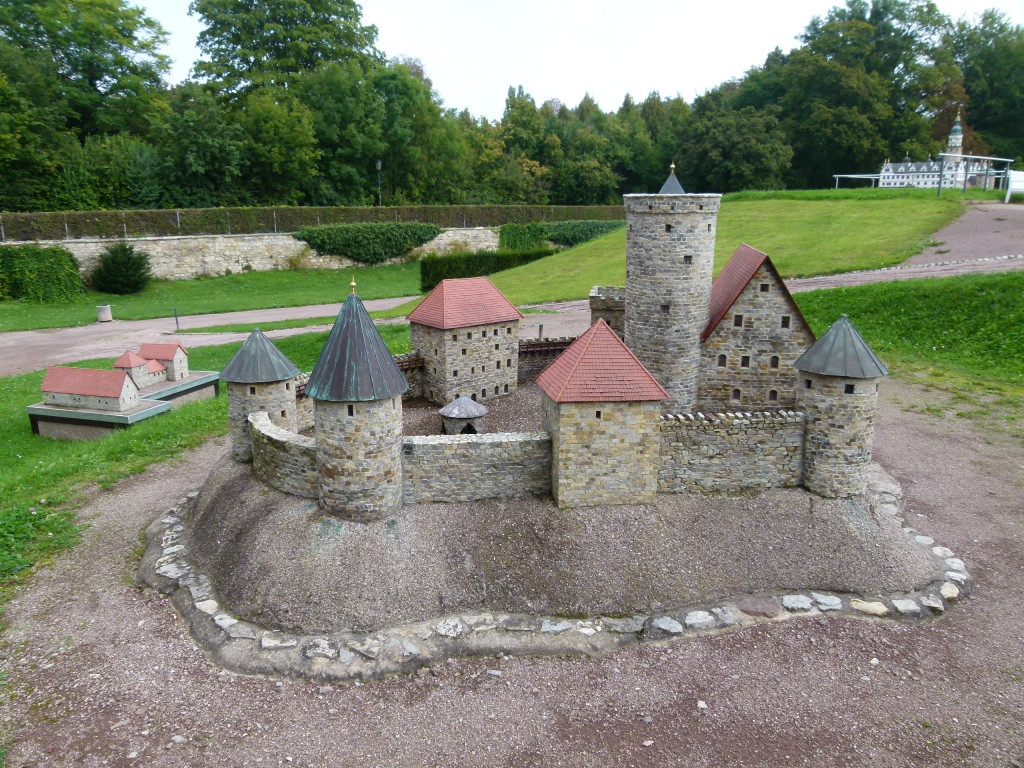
376 159 382 207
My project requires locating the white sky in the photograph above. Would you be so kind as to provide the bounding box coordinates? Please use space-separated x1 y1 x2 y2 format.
140 0 1024 121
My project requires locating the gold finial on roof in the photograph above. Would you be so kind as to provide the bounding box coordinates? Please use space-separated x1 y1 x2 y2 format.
670 162 676 174
350 276 357 295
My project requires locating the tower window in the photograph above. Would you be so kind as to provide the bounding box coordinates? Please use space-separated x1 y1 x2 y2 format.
285 382 291 391
347 404 354 416
731 389 741 401
507 358 512 367
781 316 791 329
471 394 477 401
281 410 287 419
462 348 467 355
496 361 501 369
708 223 712 232
452 334 457 341
768 390 778 401
845 384 856 394
741 356 750 367
733 314 744 327
493 329 498 336
249 386 256 395
466 332 472 339
507 328 513 334
665 224 673 233
760 283 770 293
453 370 458 377
495 344 500 350
683 254 693 265
717 354 727 367
504 384 509 393
805 379 813 389
770 356 780 369
595 410 602 419
495 386 499 395
471 367 475 374
660 304 670 314
481 389 487 398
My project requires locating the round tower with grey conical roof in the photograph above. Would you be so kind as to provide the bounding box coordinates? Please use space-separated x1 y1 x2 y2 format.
221 328 301 462
624 164 720 411
306 281 409 521
795 315 889 498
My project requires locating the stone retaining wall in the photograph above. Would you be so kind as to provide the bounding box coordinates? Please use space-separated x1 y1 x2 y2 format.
411 227 498 256
659 410 805 493
402 432 551 504
248 412 317 498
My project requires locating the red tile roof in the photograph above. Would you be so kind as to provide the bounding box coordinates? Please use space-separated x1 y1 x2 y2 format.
138 342 188 361
113 350 147 369
146 359 166 373
702 243 811 341
407 277 523 330
536 319 668 403
41 367 135 398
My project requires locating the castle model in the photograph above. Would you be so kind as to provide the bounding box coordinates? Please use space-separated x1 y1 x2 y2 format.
221 170 888 515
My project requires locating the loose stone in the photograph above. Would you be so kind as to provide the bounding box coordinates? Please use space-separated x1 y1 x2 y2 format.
782 594 813 612
940 582 960 601
684 611 716 630
850 599 889 617
811 592 843 611
920 595 945 612
892 599 920 615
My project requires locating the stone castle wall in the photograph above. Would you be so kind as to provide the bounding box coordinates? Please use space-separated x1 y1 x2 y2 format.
248 412 317 498
624 193 720 412
411 321 519 406
226 380 298 462
517 338 575 382
697 264 816 411
588 286 625 337
402 432 551 504
658 410 805 493
17 227 497 281
393 354 424 399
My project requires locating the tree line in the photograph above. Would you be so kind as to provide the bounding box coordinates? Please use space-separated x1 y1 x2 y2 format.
0 0 1021 213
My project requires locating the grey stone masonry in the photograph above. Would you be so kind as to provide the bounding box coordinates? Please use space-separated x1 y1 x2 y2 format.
517 338 575 382
226 380 298 462
624 193 720 412
411 321 519 406
697 264 814 411
393 353 424 399
543 397 661 508
797 373 882 498
402 432 551 503
248 412 317 498
410 227 499 256
588 286 625 337
315 396 403 521
658 411 804 493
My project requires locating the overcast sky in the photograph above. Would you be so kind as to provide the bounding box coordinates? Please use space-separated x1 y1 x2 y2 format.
140 0 1024 121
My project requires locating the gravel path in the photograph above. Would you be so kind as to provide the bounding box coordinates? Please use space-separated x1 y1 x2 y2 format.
2 378 1022 766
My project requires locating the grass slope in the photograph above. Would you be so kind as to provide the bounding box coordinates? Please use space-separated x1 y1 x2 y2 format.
493 197 963 304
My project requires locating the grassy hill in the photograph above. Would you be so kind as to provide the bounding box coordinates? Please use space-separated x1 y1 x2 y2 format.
492 196 963 304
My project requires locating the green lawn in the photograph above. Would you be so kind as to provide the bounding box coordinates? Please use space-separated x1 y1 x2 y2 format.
0 262 421 332
492 196 964 304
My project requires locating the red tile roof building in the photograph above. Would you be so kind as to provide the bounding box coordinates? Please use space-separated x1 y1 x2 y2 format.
41 367 140 411
408 277 522 329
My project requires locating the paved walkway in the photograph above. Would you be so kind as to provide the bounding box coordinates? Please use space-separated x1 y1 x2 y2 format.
2 202 1021 378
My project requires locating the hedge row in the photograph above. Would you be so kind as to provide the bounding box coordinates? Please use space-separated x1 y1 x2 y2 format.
295 222 443 264
498 220 625 250
0 205 624 242
0 244 85 303
420 248 555 293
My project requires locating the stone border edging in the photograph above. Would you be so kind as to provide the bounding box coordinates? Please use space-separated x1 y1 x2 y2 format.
138 463 972 684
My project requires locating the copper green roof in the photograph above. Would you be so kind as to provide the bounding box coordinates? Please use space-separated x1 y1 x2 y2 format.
305 293 409 402
220 328 300 383
794 315 888 379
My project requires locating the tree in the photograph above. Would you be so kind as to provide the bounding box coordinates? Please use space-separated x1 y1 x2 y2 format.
237 89 320 204
189 0 378 94
0 0 168 137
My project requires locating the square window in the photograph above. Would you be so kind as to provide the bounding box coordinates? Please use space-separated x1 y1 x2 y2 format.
741 355 750 367
665 224 673 233
845 384 855 394
466 332 472 340
493 329 498 336
495 344 500 350
805 379 813 389
760 283 770 293
660 304 670 314
462 348 467 355
451 334 457 341
781 316 791 329
249 386 256 395
506 358 512 367
507 328 512 334
733 314 744 327
731 389 741 400
768 390 778 401
281 410 287 418
683 254 693 265
453 370 458 377
595 410 602 419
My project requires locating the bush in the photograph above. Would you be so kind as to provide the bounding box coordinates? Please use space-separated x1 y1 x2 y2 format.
420 248 555 292
295 222 443 264
0 244 85 303
498 220 625 250
90 241 152 294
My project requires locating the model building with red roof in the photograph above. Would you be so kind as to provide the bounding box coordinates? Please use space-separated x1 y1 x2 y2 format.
409 276 523 405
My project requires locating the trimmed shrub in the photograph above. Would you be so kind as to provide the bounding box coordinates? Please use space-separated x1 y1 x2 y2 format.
295 222 443 264
498 220 625 251
90 241 152 294
0 244 85 303
420 248 555 293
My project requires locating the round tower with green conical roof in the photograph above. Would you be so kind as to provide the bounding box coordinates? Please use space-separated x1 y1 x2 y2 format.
220 328 301 462
306 282 410 521
795 315 889 498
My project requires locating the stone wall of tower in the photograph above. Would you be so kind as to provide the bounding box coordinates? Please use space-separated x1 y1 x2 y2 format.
697 264 815 411
315 395 403 521
410 321 519 406
542 396 661 508
624 193 720 412
226 380 298 462
797 372 881 498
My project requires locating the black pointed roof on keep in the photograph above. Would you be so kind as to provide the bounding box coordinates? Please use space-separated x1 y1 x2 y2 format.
220 328 301 383
305 292 409 402
794 315 889 379
658 167 685 194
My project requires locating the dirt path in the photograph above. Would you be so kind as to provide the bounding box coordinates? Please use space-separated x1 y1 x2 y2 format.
1 378 1022 767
